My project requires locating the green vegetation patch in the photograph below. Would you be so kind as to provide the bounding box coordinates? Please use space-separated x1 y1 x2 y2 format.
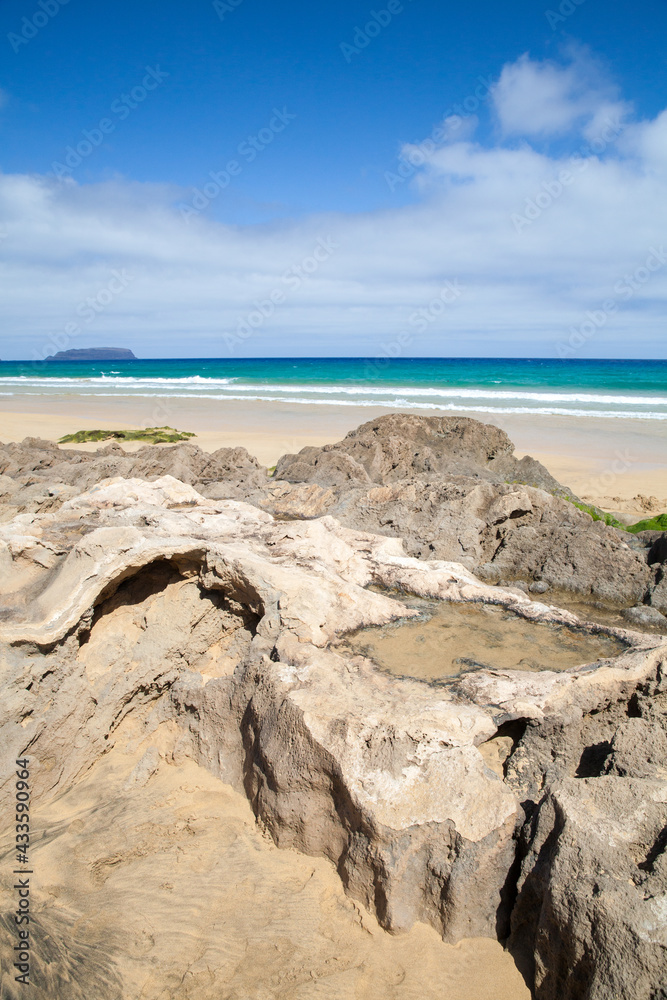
567 499 667 535
625 512 667 534
59 426 196 445
569 500 627 530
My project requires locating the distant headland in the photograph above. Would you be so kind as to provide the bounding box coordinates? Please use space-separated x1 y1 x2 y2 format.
45 348 136 361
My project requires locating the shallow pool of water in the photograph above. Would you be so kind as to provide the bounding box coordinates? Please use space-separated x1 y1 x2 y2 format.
540 589 667 637
341 598 627 681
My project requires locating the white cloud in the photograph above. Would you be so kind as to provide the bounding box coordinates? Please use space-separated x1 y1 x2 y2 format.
491 49 631 139
621 108 667 172
0 51 665 360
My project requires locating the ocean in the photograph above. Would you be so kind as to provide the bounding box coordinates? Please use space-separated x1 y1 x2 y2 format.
0 358 666 421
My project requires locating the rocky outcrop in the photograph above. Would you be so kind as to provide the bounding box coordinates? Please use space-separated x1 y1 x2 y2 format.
0 477 532 944
0 415 664 997
623 604 667 627
274 414 571 497
262 477 650 604
511 777 667 1000
0 417 662 611
500 675 667 999
650 565 667 614
264 416 661 605
0 438 267 519
1 473 666 997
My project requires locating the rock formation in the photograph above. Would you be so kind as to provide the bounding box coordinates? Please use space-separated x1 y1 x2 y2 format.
1 415 664 616
274 414 570 496
506 695 667 1000
0 448 665 997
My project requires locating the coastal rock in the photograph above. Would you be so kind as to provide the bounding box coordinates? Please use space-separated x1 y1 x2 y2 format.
0 474 18 497
622 605 667 628
274 414 572 497
272 476 652 604
0 438 268 518
274 446 373 488
0 473 666 996
0 417 660 611
501 675 667 1000
266 416 654 605
604 717 667 778
649 567 667 614
509 778 667 1000
0 477 528 942
0 416 665 998
251 480 337 519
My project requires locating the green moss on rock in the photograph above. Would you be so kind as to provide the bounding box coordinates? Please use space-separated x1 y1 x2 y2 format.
626 512 667 534
59 426 196 445
566 498 667 535
569 500 627 531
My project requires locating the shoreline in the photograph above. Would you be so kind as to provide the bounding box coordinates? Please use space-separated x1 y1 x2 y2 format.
0 395 665 517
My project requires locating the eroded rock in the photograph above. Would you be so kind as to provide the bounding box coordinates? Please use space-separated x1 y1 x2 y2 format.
509 778 667 1000
623 605 667 627
2 474 663 962
274 414 570 496
0 417 661 612
0 429 666 998
0 438 267 520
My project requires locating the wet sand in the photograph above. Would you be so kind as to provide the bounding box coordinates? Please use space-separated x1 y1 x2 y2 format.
0 394 665 515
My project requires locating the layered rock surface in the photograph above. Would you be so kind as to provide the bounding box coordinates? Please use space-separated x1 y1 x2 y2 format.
269 415 664 607
1 415 663 613
1 466 666 998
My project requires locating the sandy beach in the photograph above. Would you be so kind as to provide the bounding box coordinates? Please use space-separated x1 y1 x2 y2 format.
0 394 665 517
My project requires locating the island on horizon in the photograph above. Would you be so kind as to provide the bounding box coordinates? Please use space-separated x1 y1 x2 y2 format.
45 347 136 361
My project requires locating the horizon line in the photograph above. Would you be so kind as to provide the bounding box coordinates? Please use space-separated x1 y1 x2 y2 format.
2 356 667 364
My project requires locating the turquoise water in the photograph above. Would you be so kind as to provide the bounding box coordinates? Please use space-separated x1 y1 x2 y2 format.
0 358 666 420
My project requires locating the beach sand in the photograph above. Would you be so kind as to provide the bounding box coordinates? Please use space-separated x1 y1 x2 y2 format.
0 709 529 999
0 394 665 517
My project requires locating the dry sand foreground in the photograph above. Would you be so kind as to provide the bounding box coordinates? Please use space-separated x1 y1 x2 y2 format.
0 396 666 518
0 708 529 1000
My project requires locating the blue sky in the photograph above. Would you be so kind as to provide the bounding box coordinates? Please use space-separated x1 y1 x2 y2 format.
1 0 666 358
